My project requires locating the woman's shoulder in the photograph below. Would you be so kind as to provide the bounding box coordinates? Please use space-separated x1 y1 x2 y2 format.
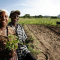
7 26 16 35
7 26 14 30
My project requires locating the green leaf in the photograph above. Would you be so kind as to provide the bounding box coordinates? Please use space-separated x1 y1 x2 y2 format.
5 34 22 51
11 43 14 49
14 45 18 49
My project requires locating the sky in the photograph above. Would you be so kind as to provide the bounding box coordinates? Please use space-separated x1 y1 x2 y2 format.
0 0 60 16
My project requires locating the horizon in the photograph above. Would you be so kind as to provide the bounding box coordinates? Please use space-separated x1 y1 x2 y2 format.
0 0 60 16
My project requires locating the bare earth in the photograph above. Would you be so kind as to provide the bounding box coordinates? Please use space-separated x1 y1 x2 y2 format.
25 24 60 60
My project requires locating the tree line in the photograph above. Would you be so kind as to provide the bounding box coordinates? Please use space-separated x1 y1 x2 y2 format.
9 14 59 19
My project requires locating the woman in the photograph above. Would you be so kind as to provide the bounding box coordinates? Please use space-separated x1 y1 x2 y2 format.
8 10 37 60
0 9 17 60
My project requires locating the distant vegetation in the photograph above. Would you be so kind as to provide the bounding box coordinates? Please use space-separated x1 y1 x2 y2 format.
19 14 60 19
8 18 60 26
9 14 60 19
8 14 60 26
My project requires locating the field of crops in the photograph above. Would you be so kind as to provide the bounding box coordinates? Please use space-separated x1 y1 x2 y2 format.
9 18 60 26
8 18 60 60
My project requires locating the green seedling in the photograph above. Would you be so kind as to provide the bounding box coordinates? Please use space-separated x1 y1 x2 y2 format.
5 34 22 51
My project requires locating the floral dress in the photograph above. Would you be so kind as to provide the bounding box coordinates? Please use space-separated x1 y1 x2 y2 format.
0 26 18 60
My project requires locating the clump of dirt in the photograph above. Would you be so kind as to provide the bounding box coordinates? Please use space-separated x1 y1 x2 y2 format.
24 24 60 60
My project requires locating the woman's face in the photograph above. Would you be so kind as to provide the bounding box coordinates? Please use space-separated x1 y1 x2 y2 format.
0 12 8 27
11 12 19 23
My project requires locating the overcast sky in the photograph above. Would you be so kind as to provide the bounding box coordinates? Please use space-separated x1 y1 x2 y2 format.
0 0 60 16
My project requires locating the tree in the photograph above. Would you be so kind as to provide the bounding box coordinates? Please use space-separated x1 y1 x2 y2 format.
35 15 38 18
38 15 43 18
51 16 57 19
23 14 30 18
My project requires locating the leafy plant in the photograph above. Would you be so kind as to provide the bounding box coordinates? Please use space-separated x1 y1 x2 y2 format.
27 44 41 55
5 34 21 51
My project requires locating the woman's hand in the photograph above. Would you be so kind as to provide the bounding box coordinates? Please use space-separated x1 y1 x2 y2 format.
0 49 17 58
8 49 16 58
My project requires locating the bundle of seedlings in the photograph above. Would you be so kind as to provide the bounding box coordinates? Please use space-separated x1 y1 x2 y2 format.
0 35 20 53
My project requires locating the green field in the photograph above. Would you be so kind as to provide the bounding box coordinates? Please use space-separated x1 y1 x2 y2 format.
9 18 60 26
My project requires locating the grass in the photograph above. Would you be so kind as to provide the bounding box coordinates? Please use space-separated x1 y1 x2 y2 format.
8 18 60 26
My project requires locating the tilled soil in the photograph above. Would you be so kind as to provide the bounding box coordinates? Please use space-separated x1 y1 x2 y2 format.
26 24 60 60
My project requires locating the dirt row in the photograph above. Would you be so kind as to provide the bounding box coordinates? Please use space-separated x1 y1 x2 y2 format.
25 24 60 60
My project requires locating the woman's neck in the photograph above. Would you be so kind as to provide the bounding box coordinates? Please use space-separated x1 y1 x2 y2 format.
0 26 6 30
11 22 17 28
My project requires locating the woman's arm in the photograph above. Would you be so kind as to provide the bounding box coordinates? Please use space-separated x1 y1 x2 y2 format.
0 49 16 58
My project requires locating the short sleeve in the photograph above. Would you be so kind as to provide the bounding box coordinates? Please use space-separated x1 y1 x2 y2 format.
7 26 16 35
